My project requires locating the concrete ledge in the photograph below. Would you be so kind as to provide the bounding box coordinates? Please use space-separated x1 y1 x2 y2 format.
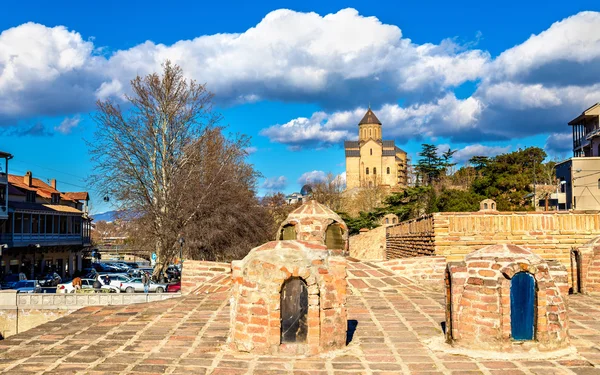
10 292 180 309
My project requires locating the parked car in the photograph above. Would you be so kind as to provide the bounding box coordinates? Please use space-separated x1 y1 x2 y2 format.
14 280 41 294
123 262 139 269
38 272 62 287
166 282 181 293
127 267 154 278
119 277 167 293
57 278 120 293
98 274 131 289
1 273 27 289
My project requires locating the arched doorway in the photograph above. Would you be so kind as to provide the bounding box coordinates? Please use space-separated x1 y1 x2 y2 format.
325 223 344 250
574 250 582 293
280 224 297 240
280 277 308 343
511 272 535 340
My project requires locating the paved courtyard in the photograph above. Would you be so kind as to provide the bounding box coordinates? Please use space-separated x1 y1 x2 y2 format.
1 261 600 374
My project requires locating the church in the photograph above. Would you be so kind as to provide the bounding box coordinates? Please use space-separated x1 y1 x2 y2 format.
344 109 408 190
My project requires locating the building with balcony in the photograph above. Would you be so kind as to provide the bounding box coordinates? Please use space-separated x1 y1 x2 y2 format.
0 154 92 279
556 103 600 211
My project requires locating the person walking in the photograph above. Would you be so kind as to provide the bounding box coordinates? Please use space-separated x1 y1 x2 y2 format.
142 272 150 293
72 276 82 292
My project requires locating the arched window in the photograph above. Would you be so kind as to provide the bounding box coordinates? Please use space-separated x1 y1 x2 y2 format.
281 277 308 343
280 224 297 240
392 218 397 224
385 218 389 224
387 167 390 174
325 223 344 250
484 203 488 209
492 203 496 210
370 148 372 155
369 129 372 137
366 167 369 175
373 167 376 175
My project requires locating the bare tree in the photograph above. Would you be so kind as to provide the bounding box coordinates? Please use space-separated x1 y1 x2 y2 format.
89 61 244 272
310 173 345 212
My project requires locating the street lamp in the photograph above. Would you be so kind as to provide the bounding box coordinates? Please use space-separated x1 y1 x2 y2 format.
178 236 185 268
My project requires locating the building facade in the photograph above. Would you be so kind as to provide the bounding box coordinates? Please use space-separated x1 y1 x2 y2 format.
344 109 408 190
0 152 92 279
555 103 600 210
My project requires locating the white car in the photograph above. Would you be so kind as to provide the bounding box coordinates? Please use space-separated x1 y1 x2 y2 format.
98 273 132 289
57 278 120 293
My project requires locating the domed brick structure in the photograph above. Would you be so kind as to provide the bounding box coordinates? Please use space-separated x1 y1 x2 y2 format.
571 236 600 294
479 199 498 212
445 244 570 352
277 200 349 253
229 240 347 355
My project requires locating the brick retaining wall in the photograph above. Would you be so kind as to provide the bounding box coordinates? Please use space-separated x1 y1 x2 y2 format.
181 260 231 295
386 216 435 259
386 211 600 286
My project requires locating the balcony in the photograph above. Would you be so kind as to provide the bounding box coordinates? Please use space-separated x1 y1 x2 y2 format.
0 233 88 247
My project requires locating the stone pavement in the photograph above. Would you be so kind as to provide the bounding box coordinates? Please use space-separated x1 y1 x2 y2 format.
0 261 599 374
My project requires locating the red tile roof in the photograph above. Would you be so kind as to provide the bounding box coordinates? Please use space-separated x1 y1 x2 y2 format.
62 192 89 201
8 174 88 202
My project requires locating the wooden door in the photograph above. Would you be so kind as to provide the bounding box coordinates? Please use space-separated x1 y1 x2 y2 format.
280 277 308 343
510 272 535 340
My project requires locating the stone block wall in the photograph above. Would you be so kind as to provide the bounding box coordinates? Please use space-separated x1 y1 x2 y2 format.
181 260 231 295
387 211 600 285
386 215 435 258
379 256 446 290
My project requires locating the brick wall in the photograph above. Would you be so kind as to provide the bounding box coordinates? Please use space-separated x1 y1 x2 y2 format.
181 260 231 295
386 215 435 258
387 211 600 285
379 256 446 290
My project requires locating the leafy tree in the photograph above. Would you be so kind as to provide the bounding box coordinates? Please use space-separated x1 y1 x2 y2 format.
468 156 489 171
436 189 484 212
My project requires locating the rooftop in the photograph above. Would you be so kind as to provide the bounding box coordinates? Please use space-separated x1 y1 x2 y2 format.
0 260 599 374
359 108 382 126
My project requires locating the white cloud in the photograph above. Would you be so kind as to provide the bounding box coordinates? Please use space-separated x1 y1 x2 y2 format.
261 176 287 190
0 8 489 125
244 146 258 155
261 94 483 147
544 132 572 155
297 170 327 185
453 144 511 163
54 114 81 134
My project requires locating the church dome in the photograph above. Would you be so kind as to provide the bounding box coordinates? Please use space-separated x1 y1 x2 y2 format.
300 184 313 196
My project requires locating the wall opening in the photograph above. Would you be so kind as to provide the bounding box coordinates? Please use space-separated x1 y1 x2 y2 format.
325 223 344 250
280 277 308 343
484 203 488 209
574 250 582 293
510 272 535 340
280 224 297 240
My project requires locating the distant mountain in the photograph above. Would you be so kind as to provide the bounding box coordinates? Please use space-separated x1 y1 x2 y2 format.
92 210 118 223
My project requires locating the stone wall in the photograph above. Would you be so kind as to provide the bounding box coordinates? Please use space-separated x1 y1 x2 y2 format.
379 256 446 290
349 226 386 260
0 291 178 339
386 215 435 258
387 211 600 285
181 260 231 295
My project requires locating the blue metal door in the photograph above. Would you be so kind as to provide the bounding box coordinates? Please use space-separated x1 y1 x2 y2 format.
510 272 535 340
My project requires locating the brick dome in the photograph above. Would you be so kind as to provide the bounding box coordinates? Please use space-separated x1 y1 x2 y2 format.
446 244 570 352
277 200 349 253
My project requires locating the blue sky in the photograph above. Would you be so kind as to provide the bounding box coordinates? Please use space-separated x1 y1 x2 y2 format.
0 0 599 214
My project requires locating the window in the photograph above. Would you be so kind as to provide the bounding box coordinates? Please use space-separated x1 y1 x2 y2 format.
369 129 372 137
484 203 488 209
51 193 60 204
373 167 376 175
370 148 372 155
392 218 397 224
387 167 390 174
598 178 600 189
366 167 369 175
14 213 22 233
26 191 36 203
325 223 344 250
385 218 389 224
280 224 297 240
